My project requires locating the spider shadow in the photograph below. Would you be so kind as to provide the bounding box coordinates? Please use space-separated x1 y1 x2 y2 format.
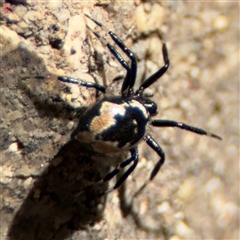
1 46 113 239
7 139 111 239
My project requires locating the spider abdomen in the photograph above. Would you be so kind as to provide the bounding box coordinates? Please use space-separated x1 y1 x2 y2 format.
72 96 149 154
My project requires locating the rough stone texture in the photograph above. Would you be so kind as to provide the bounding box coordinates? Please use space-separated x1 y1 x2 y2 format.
0 1 238 240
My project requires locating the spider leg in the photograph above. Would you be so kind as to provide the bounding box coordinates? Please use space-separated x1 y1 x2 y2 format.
99 148 138 195
132 135 165 198
151 119 222 140
145 135 165 180
107 31 137 97
136 43 169 95
58 76 106 93
86 24 130 73
85 14 137 97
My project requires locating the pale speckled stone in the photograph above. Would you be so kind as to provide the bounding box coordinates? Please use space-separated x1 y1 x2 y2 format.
204 177 222 194
23 10 38 22
169 235 181 240
53 133 62 143
208 115 221 128
183 133 198 147
17 20 28 29
56 9 70 22
219 202 238 225
96 0 111 5
8 142 19 153
191 18 204 35
157 200 171 213
104 191 123 229
145 60 159 80
198 137 211 152
0 26 22 56
48 1 64 10
177 178 196 200
159 97 172 109
213 159 225 175
189 66 200 78
187 52 198 64
175 220 196 238
174 211 184 220
201 9 219 25
14 5 28 18
148 37 164 64
1 165 14 183
16 164 41 176
23 177 34 189
38 45 51 55
131 40 147 60
226 143 238 157
62 14 86 71
138 197 149 216
210 195 238 229
137 156 147 169
213 15 230 32
203 37 215 50
134 3 165 33
66 121 75 130
179 98 194 112
2 10 19 22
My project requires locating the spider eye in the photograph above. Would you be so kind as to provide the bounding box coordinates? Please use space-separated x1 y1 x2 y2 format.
143 99 158 116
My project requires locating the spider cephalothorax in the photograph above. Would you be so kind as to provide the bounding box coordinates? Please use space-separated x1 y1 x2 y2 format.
58 14 221 192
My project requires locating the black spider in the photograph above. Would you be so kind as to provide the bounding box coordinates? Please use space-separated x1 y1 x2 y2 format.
58 14 221 194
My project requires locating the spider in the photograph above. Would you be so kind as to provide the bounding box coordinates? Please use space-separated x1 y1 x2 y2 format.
58 14 221 193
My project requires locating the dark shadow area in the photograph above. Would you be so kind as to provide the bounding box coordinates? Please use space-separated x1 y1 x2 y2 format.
7 139 108 240
5 0 29 6
1 46 110 239
18 75 86 120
